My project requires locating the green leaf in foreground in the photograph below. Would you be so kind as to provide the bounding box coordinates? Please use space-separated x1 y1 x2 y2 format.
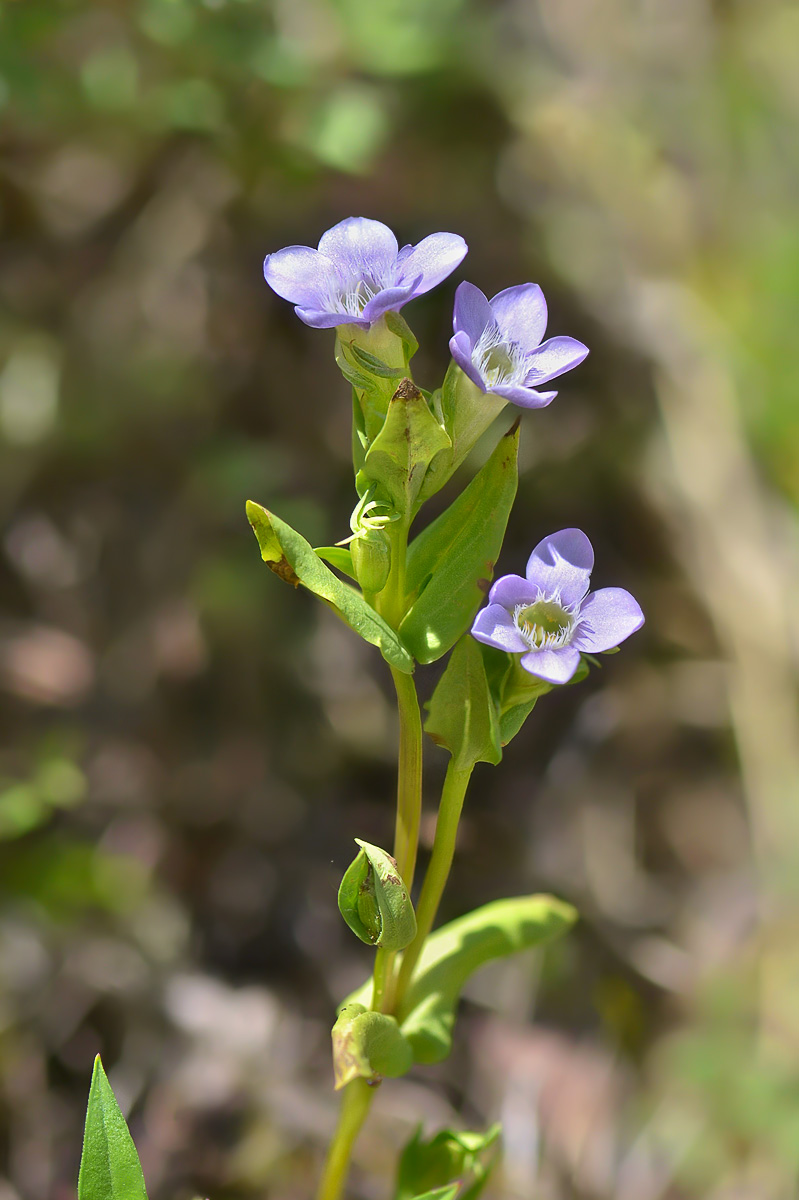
78 1056 148 1200
397 895 577 1064
424 635 502 770
246 500 413 674
399 423 519 664
396 1124 501 1200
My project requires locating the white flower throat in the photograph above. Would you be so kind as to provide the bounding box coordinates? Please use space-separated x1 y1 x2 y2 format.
513 594 576 651
333 273 391 318
473 324 528 389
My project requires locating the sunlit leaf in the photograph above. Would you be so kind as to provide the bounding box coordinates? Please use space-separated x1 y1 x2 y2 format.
246 501 414 673
78 1056 148 1200
399 424 519 663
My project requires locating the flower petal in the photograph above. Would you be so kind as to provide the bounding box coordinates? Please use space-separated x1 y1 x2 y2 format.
573 588 644 653
524 336 589 386
491 383 558 409
452 281 494 344
489 284 548 351
520 647 581 684
318 217 398 280
449 331 488 390
471 604 529 653
263 245 335 307
526 528 594 607
488 573 537 609
396 232 467 294
362 279 420 323
293 307 369 329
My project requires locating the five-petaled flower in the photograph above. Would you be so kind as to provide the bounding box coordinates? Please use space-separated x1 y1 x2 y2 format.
263 217 467 329
450 281 589 408
471 529 643 684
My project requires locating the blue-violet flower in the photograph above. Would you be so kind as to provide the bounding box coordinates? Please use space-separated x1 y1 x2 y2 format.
450 281 589 408
263 217 467 329
471 529 643 684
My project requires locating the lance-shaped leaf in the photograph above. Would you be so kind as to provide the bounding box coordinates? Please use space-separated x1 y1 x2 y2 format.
399 424 519 664
314 545 357 581
78 1056 148 1200
246 501 414 674
338 839 417 950
477 642 550 747
424 636 502 770
332 1003 413 1090
418 362 507 504
359 380 451 517
406 1189 460 1200
396 1124 501 1200
397 895 576 1064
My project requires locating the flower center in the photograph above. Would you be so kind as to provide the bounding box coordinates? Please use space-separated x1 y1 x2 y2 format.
473 324 527 389
514 598 574 651
333 272 391 318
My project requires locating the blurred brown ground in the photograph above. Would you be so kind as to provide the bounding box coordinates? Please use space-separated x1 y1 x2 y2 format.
1 2 798 1198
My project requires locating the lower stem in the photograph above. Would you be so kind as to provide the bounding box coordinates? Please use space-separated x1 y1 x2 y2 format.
394 759 474 1006
390 666 423 892
315 1079 376 1200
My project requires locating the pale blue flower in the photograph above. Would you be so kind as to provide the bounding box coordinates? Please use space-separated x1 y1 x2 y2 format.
472 529 643 684
450 281 588 408
264 217 467 329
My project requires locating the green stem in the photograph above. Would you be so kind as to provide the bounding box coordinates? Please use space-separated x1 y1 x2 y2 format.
371 947 395 1012
394 759 474 1005
390 666 423 892
315 1079 376 1200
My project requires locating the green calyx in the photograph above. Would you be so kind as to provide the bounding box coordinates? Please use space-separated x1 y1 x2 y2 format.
338 839 417 950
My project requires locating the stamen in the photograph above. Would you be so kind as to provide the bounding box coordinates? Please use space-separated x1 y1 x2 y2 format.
473 324 527 389
328 272 391 318
513 592 576 652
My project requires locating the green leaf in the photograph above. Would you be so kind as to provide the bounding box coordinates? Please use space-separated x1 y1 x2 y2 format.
406 1189 460 1200
360 379 451 517
332 1003 413 1090
399 424 519 663
78 1056 148 1200
314 545 357 580
396 1124 501 1200
338 839 417 950
397 895 577 1064
418 362 507 503
246 501 414 674
424 636 502 769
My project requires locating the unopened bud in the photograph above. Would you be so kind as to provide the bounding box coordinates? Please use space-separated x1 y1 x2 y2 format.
351 527 391 594
338 839 416 950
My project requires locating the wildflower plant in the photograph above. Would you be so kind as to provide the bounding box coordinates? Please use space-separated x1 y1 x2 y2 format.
76 217 643 1200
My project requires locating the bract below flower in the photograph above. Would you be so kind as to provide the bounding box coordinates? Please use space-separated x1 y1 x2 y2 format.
471 529 643 684
449 281 589 409
263 217 467 329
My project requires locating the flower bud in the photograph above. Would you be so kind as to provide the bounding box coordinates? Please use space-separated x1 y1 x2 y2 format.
351 527 391 594
338 839 416 951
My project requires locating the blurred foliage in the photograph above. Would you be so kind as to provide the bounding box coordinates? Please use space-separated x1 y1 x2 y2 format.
0 0 797 1198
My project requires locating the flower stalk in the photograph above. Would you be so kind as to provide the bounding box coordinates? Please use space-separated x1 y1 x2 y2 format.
394 760 474 1007
315 1078 375 1200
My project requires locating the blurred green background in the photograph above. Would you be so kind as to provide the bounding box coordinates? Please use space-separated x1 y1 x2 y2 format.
1 1 798 1197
